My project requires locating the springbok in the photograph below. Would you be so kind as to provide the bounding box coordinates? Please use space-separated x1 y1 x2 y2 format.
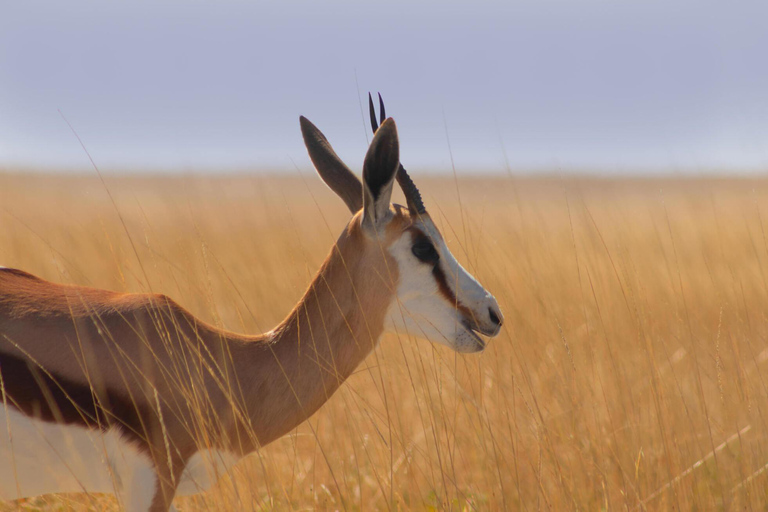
0 96 503 512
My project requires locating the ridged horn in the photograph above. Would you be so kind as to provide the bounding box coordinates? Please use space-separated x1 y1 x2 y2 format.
367 93 426 214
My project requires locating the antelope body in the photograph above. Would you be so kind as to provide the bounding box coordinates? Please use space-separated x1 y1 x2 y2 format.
0 99 502 511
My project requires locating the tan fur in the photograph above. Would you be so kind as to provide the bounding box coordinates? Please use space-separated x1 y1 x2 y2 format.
0 209 410 510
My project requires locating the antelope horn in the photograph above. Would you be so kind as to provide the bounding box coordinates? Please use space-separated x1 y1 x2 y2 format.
367 93 427 214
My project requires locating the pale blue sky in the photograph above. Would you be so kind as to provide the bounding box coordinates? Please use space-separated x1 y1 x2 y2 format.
1 0 767 173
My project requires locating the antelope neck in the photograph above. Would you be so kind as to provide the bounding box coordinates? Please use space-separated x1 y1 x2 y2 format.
225 221 395 450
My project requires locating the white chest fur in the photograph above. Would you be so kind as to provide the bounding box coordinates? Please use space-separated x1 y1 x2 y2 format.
176 449 240 496
0 406 239 511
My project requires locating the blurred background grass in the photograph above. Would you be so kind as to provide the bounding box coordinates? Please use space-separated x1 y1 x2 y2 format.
1 173 768 510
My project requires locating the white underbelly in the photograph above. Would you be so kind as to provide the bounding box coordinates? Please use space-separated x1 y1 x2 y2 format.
0 406 155 510
0 406 240 506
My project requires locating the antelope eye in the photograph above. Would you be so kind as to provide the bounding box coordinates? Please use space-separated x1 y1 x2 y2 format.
412 238 439 263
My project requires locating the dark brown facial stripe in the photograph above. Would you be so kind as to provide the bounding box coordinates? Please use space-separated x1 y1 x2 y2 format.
432 263 475 320
0 350 150 448
407 226 475 321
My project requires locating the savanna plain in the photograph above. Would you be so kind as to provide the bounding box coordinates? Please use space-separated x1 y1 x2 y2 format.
1 172 768 511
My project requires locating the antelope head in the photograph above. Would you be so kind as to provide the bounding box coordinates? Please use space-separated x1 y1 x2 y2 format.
300 94 503 353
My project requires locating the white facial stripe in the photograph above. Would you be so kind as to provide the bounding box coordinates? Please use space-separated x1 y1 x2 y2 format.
384 215 501 353
419 219 498 320
427 229 491 307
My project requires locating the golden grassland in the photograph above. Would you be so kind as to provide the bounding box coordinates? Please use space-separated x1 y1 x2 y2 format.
2 172 768 511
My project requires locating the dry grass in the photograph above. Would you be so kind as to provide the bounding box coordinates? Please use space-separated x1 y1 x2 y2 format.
2 172 768 511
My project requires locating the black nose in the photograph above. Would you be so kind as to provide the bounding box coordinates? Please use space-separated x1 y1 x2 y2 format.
489 307 502 326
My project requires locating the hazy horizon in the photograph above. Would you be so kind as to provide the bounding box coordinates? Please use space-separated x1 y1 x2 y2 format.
2 1 767 175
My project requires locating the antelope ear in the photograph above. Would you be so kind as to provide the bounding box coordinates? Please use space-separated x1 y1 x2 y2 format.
362 117 399 231
300 116 363 213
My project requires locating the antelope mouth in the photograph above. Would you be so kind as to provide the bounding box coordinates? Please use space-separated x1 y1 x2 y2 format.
464 318 500 337
461 319 494 351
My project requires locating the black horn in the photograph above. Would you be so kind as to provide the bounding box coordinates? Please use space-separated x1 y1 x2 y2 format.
368 92 379 136
368 93 426 215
